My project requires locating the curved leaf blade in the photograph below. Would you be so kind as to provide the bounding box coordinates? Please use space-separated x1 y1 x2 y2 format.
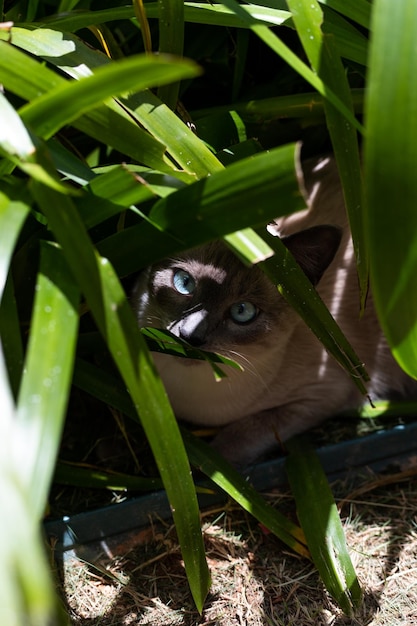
19 53 200 140
286 436 362 615
364 0 417 377
15 242 80 518
31 182 211 612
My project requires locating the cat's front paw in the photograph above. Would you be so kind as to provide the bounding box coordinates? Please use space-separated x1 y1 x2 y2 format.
211 417 281 468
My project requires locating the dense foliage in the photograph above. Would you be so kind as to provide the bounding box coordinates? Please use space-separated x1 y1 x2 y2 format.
1 0 416 623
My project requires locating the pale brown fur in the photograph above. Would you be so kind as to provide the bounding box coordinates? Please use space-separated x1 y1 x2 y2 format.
132 156 416 466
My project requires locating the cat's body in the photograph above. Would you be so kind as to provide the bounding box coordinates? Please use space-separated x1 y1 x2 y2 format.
132 155 416 466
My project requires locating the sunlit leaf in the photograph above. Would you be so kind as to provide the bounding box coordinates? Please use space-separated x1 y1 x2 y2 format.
31 182 211 611
364 0 417 378
286 436 362 615
15 242 80 518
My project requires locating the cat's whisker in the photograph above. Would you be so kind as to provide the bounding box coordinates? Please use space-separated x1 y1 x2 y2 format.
226 350 270 391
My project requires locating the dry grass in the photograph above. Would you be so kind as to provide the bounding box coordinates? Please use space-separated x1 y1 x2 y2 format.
59 471 417 626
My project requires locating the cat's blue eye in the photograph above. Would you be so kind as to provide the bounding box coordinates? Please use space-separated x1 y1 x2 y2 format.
229 301 258 324
173 269 196 295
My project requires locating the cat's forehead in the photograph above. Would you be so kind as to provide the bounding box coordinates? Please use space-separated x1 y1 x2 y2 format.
166 242 245 284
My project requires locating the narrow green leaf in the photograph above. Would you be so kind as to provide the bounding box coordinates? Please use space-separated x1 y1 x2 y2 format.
0 37 177 174
15 242 80 518
70 355 308 558
157 0 185 108
19 53 200 141
0 190 29 396
0 274 23 399
287 0 367 306
223 228 274 265
320 0 371 29
38 3 290 32
182 429 310 558
219 0 364 133
2 29 220 179
258 229 369 393
0 478 66 626
54 461 164 491
0 191 29 298
192 89 365 123
31 183 211 612
286 436 362 615
0 92 35 159
78 166 157 230
364 0 417 378
124 88 224 178
98 143 305 275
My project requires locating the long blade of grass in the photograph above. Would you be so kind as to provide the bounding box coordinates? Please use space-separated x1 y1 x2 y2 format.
363 0 417 378
157 0 185 108
0 38 171 173
0 243 73 626
191 89 365 123
18 53 200 141
0 273 23 399
0 191 29 299
15 242 80 518
124 88 224 177
40 3 290 32
98 143 304 275
70 354 308 556
0 190 28 398
321 0 371 29
182 429 309 558
3 28 222 179
0 90 35 159
31 182 211 612
257 229 369 393
54 461 164 491
286 436 362 615
0 475 67 626
219 0 364 133
287 0 367 307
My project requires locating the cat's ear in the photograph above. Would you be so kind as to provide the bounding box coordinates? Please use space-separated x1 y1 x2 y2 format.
282 225 342 285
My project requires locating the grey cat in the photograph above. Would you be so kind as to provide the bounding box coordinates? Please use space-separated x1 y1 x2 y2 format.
132 156 416 466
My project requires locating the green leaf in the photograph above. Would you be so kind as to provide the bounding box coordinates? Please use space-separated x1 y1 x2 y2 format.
31 182 211 612
38 3 290 32
223 228 274 265
320 0 371 29
124 88 224 178
0 92 35 159
258 230 369 393
0 274 23 399
182 429 310 558
0 36 176 174
54 461 164 491
0 243 76 626
19 53 200 141
287 0 367 306
157 0 185 108
219 0 364 133
71 354 309 559
3 28 221 179
0 191 29 398
286 436 362 615
98 143 305 275
0 191 29 298
15 242 80 518
364 0 417 378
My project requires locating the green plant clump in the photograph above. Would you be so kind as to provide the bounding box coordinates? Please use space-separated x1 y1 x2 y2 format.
1 0 416 623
